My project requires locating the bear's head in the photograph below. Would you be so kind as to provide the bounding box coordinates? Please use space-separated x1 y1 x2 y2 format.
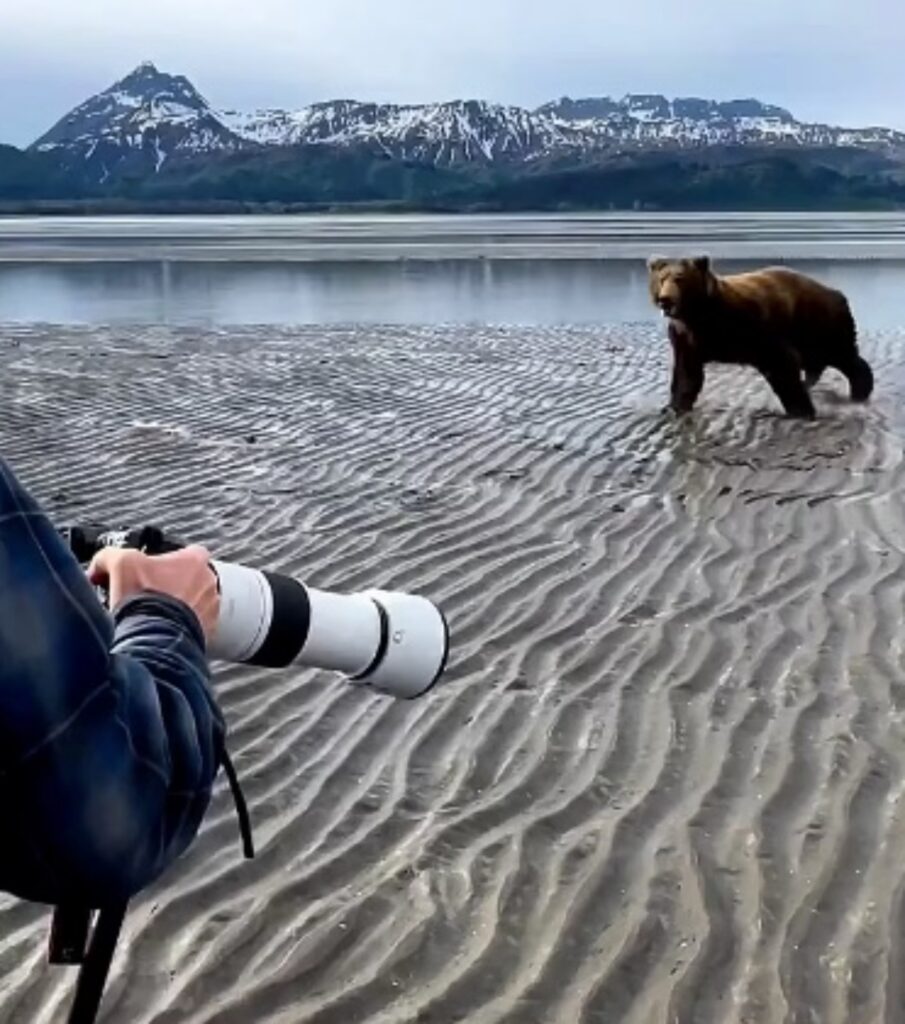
647 255 715 321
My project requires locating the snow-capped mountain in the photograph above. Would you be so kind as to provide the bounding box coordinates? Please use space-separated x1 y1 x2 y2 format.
219 93 905 163
29 63 905 188
220 92 905 164
31 62 246 184
218 99 589 164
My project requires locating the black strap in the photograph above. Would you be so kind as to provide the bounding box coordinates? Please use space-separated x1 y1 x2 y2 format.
51 902 128 1024
49 745 254 1024
221 747 255 859
49 906 92 965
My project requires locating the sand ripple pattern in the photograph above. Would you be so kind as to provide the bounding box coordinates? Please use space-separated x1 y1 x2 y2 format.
2 324 905 1024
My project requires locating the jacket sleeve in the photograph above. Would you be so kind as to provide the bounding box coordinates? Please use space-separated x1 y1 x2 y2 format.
0 458 225 906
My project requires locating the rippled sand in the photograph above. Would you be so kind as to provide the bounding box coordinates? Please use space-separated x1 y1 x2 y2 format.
2 323 905 1024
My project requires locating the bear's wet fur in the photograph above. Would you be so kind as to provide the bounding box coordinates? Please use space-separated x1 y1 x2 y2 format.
647 256 874 418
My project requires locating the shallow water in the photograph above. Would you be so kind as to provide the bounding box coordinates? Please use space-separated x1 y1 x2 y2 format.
3 212 905 328
1 250 904 329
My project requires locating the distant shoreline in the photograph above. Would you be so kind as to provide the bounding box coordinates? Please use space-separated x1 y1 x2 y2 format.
2 199 905 217
2 210 904 264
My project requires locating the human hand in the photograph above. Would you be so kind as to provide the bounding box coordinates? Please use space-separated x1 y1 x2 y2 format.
88 545 221 641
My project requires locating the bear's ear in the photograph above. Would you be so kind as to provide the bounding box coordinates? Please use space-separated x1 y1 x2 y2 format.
647 255 668 272
692 255 711 274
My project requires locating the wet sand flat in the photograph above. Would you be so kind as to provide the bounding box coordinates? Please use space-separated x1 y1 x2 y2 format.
2 323 905 1023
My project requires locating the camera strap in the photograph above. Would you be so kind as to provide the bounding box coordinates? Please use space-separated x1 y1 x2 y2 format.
50 742 254 1024
50 903 127 1024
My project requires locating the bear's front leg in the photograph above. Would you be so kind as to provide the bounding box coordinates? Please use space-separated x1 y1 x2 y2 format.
669 327 705 414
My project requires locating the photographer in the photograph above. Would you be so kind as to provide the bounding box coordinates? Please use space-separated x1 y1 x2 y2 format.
0 456 250 1022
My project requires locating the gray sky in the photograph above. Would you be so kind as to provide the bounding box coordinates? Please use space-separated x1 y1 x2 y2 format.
2 0 904 147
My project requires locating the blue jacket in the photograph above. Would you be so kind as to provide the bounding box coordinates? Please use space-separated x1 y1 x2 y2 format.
0 456 233 908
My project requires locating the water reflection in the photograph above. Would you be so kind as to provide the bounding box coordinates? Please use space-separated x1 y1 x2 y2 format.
1 258 904 329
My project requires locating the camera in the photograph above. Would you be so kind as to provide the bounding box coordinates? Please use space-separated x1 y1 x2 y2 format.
62 524 450 699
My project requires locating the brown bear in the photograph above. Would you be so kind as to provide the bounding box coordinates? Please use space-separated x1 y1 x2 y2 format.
646 255 874 418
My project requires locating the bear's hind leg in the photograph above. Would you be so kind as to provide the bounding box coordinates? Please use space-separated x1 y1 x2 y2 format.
824 305 872 402
833 354 874 402
760 351 816 419
803 365 825 390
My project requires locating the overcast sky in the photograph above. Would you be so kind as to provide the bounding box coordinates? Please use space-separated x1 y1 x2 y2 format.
2 0 903 147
